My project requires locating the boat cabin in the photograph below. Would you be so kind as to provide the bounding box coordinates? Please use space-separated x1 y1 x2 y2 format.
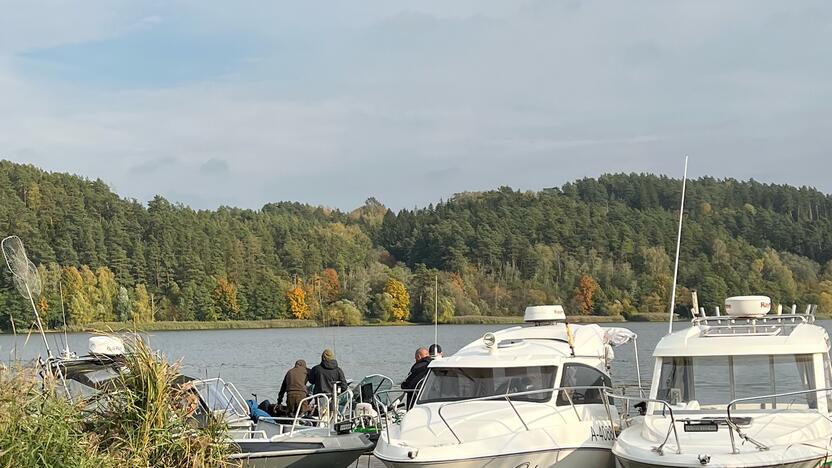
648 296 832 414
415 305 636 407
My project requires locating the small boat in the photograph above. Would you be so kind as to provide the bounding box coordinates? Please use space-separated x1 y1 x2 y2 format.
373 304 640 468
193 377 373 468
612 295 832 468
51 337 373 468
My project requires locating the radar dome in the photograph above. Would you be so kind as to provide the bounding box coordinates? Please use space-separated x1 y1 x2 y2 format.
724 296 771 317
524 305 566 324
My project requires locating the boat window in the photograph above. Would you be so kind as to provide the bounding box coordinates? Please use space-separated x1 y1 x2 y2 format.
418 366 557 404
656 354 818 411
556 364 612 406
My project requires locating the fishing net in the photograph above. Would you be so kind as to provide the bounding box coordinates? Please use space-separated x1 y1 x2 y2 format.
2 235 42 300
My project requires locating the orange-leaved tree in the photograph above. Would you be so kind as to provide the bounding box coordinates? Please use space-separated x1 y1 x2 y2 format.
575 274 599 315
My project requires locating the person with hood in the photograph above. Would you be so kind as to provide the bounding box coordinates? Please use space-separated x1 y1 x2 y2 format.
401 347 432 408
278 359 309 415
309 349 347 397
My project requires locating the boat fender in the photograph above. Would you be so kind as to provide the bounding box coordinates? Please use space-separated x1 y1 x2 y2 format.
698 454 710 465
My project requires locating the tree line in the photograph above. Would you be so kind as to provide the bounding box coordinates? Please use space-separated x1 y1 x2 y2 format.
1 160 832 330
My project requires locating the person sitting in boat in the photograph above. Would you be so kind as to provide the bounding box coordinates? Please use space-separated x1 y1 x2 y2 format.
401 347 432 408
428 343 443 359
278 359 309 416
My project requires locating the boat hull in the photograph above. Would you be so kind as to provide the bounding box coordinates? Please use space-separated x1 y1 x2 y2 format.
615 456 830 468
232 432 373 468
376 447 614 468
237 447 369 468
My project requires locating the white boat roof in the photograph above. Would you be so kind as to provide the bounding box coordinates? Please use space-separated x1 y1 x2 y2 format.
431 323 630 369
654 319 829 357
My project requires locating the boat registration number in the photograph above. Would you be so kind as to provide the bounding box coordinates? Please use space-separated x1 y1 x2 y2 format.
683 422 718 432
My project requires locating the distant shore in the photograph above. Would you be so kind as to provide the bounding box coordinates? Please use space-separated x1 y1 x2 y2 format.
6 312 827 334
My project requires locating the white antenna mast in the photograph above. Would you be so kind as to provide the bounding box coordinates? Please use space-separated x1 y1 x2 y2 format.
433 274 438 355
668 156 689 334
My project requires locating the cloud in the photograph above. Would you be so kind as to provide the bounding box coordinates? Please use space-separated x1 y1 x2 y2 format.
129 157 178 175
0 1 830 211
199 158 230 175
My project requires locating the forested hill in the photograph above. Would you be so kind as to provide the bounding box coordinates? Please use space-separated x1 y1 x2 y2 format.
1 159 832 331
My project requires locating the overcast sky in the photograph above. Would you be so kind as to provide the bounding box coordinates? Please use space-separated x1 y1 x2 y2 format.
1 1 830 210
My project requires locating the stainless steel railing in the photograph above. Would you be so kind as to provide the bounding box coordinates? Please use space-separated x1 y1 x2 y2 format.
724 386 832 453
603 391 682 455
601 385 832 456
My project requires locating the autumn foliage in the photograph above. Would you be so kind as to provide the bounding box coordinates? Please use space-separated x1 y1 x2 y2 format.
287 285 311 320
575 274 599 315
384 279 410 321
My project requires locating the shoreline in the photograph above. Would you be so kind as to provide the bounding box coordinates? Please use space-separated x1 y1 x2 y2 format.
5 312 829 334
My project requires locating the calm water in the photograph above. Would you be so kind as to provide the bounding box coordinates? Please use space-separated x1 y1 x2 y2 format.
2 320 830 400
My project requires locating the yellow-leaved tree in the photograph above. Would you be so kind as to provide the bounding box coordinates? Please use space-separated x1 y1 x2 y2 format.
287 284 311 320
384 278 410 321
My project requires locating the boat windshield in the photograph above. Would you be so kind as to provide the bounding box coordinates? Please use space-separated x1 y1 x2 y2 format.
656 354 827 411
192 379 249 420
418 366 557 404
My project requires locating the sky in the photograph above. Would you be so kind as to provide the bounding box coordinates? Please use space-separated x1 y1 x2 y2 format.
1 1 830 211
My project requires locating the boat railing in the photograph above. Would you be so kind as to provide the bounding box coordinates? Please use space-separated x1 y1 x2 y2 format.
289 393 332 436
603 391 682 455
694 314 811 337
374 388 422 442
433 385 616 445
723 386 832 454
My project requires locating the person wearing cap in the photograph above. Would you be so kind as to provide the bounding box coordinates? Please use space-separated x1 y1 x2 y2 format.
429 343 443 358
309 348 347 397
278 359 309 415
401 347 432 408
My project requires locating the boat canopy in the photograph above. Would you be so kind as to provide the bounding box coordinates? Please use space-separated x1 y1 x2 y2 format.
431 323 636 369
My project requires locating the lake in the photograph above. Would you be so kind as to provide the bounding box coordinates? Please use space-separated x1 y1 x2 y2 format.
2 319 805 398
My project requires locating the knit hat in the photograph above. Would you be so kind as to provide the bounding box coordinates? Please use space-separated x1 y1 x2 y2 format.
322 349 335 361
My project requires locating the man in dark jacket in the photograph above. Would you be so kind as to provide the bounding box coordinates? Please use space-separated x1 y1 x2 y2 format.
278 359 309 415
309 349 347 397
401 347 432 408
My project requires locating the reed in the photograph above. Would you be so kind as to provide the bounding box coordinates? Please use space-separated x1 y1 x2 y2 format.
0 369 114 468
88 336 236 467
0 337 237 468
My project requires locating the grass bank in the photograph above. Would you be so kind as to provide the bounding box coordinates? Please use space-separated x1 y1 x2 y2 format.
65 319 318 333
449 314 626 324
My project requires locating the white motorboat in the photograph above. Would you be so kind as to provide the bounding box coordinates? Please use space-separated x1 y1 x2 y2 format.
613 295 832 468
374 305 639 468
